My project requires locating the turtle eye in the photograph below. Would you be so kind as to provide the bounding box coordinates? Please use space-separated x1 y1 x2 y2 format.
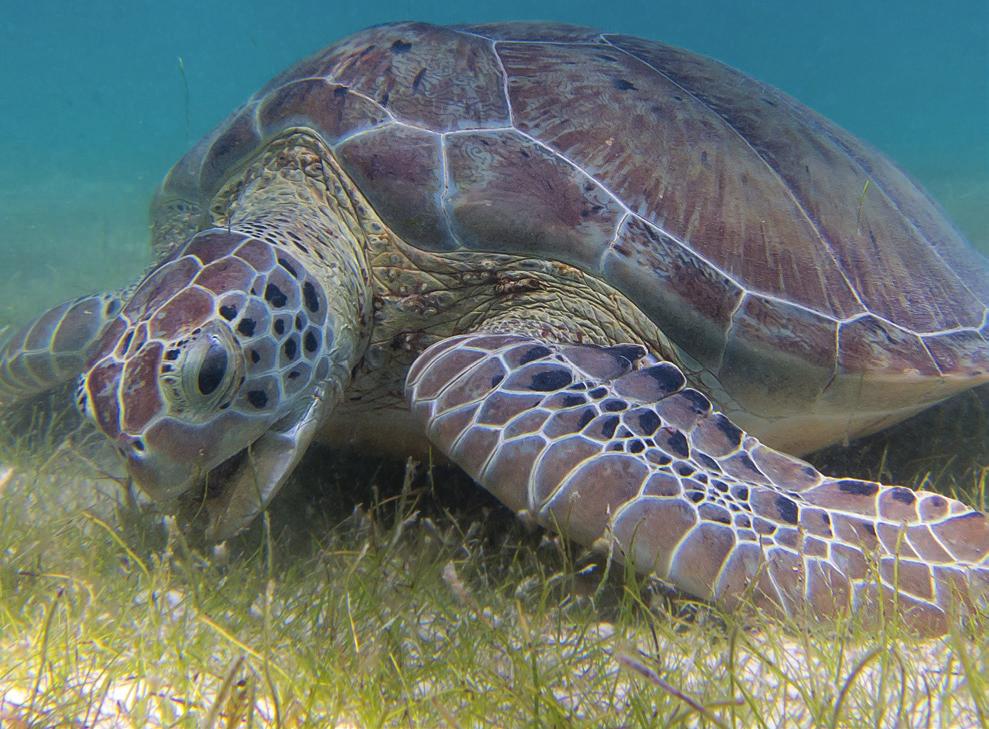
162 324 243 418
197 338 229 395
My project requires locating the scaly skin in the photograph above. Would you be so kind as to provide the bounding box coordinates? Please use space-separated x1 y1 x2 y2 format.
0 136 986 634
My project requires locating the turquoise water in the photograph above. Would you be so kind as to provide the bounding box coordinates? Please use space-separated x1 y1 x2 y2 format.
1 2 986 319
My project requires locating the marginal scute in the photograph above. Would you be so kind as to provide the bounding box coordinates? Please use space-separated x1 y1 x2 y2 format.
603 217 742 368
719 295 838 415
837 315 940 377
924 329 989 376
200 106 261 197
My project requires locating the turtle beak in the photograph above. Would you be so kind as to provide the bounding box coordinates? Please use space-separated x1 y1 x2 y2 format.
119 434 201 502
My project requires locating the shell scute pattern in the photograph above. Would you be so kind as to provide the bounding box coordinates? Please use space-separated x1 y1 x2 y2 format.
156 21 988 395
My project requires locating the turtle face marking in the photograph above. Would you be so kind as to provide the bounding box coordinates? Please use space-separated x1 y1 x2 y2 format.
79 229 333 504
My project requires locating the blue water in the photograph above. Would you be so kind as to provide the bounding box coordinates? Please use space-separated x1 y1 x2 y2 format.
0 0 986 317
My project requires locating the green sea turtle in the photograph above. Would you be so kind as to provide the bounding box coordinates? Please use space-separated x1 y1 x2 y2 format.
1 22 987 634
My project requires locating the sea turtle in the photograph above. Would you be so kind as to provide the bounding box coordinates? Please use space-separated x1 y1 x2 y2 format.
1 21 987 634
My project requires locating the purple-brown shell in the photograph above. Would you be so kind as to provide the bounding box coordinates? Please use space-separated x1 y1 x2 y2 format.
155 21 989 407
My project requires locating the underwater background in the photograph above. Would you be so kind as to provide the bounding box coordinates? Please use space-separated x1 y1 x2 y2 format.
0 0 986 330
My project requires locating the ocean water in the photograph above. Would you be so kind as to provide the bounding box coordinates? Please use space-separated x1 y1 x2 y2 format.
0 1 986 474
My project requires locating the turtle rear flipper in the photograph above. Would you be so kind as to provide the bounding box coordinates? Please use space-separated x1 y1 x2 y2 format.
406 333 989 635
0 293 124 409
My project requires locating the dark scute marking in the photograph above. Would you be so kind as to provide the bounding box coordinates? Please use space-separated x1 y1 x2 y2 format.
333 85 349 98
862 522 877 537
601 415 619 438
219 305 237 321
696 452 721 472
612 78 636 91
105 299 121 316
304 331 319 353
490 374 503 387
132 438 145 452
303 281 320 313
617 426 633 439
589 386 607 399
519 345 551 365
274 319 286 335
603 399 627 412
295 315 304 330
247 390 268 409
197 341 228 395
629 440 645 454
264 283 288 308
249 350 261 364
237 318 256 337
890 487 916 504
713 414 743 447
277 257 298 278
288 370 301 380
676 462 694 476
644 364 686 393
837 479 879 497
577 410 595 429
737 453 760 476
283 337 298 361
776 496 799 524
561 394 585 407
391 39 412 53
688 491 704 503
735 486 749 500
665 429 689 457
529 369 572 391
602 344 645 365
165 349 180 361
412 67 426 94
120 331 134 353
638 410 660 434
929 496 946 508
680 389 711 414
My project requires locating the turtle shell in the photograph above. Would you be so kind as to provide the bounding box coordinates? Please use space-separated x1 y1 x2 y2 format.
156 21 989 444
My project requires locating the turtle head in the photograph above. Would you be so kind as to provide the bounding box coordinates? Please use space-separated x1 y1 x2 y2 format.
79 228 341 538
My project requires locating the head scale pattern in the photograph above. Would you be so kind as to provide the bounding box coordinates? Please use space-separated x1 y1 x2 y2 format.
79 228 334 499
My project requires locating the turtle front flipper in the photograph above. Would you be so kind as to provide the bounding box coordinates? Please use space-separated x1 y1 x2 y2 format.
406 334 989 635
0 293 124 409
